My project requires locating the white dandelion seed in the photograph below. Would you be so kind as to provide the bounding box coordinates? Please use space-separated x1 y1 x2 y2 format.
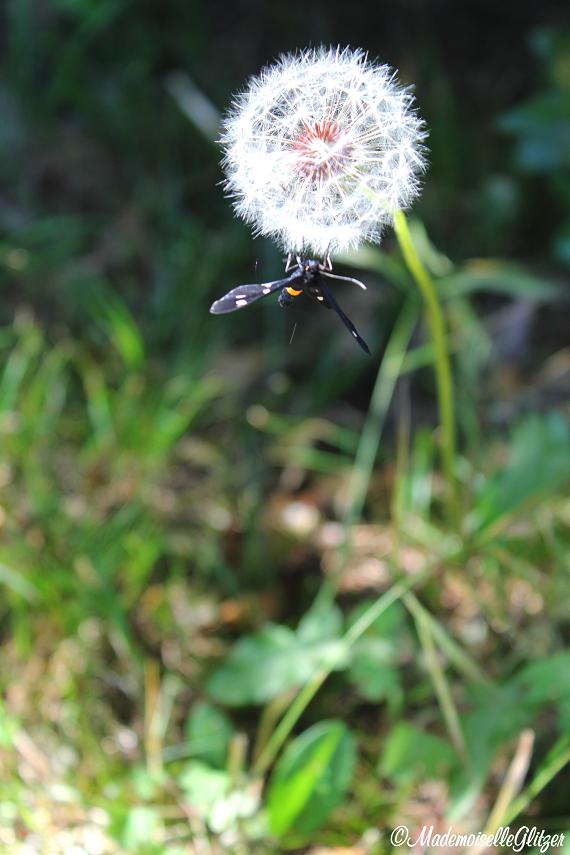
221 46 428 258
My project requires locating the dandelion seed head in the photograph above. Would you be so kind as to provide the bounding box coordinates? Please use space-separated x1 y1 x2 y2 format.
221 46 428 257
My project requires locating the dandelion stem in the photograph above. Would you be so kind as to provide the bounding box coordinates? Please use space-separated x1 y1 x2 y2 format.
393 210 458 513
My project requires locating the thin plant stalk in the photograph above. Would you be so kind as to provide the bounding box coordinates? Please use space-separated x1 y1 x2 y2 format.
316 295 419 607
413 608 469 765
467 734 569 855
144 659 164 777
393 210 458 511
402 591 490 685
481 730 534 841
501 737 570 826
343 296 419 531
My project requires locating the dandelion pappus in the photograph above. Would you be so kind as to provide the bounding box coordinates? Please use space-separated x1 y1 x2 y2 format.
221 47 427 258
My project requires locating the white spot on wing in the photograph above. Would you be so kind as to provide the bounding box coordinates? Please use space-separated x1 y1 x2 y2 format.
236 298 248 307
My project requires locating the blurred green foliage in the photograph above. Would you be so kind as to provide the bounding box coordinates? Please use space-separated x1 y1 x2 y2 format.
0 2 570 853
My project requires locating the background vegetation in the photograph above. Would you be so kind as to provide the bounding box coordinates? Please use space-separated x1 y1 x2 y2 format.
1 1 570 853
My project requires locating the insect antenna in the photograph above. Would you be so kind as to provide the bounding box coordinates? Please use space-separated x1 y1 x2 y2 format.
320 269 367 290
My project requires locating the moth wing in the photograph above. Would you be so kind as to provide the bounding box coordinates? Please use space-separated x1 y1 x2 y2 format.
209 278 293 315
320 283 370 355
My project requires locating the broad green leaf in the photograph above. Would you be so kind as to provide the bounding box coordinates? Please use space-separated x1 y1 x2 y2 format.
449 683 535 819
207 623 348 707
348 639 402 706
267 720 355 836
451 656 570 819
346 601 406 706
347 600 406 638
462 683 535 748
513 652 570 712
297 600 343 643
184 701 234 768
380 722 457 784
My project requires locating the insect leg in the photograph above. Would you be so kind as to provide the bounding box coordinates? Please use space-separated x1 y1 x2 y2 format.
320 283 370 354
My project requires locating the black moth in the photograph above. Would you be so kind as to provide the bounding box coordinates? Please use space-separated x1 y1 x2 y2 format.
209 257 370 355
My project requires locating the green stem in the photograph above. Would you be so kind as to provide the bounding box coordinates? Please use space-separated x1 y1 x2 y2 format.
343 296 419 531
501 738 570 827
413 607 469 766
315 295 419 607
402 591 491 685
393 210 458 510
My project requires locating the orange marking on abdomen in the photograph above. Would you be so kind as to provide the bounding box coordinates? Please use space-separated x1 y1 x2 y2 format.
286 287 302 297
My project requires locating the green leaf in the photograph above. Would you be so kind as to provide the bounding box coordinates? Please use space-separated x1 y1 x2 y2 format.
452 654 570 821
178 761 230 817
449 683 535 819
178 762 260 833
498 93 570 172
267 720 356 836
297 599 343 643
380 722 457 784
184 701 234 768
468 412 570 534
346 601 406 706
513 652 570 710
207 623 348 707
348 639 402 706
347 600 406 638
